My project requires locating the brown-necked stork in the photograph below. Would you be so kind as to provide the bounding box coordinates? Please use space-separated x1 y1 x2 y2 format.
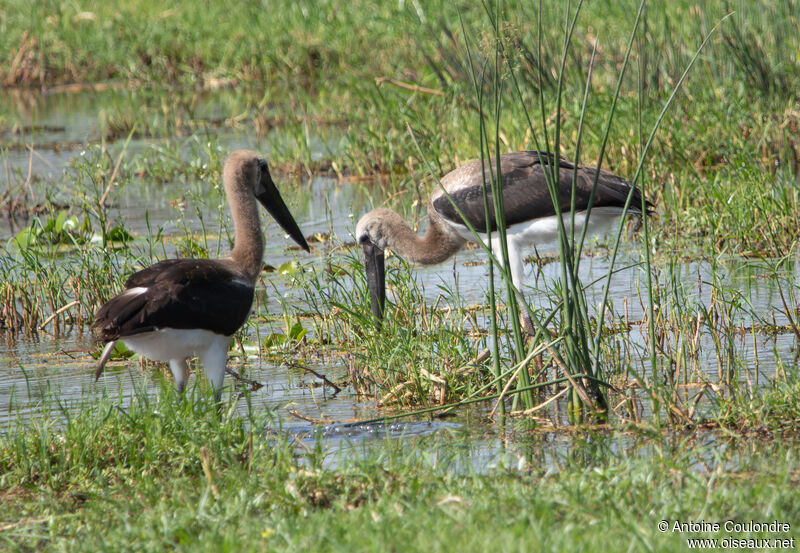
93 150 309 400
355 150 651 332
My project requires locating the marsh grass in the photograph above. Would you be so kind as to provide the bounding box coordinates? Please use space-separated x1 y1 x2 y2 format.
356 0 711 422
3 1 799 177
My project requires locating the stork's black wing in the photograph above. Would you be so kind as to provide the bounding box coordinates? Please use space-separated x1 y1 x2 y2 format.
432 151 650 232
93 259 255 341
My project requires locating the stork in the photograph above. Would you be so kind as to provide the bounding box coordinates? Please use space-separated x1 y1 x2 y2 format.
93 150 309 400
355 150 651 333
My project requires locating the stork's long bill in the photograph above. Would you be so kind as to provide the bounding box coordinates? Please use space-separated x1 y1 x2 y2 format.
361 242 386 326
256 165 309 251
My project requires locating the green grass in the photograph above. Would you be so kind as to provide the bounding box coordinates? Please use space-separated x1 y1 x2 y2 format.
1 1 800 546
1 386 799 552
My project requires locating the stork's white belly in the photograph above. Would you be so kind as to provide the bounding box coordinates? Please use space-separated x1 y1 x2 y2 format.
447 206 634 291
121 328 231 361
451 206 631 249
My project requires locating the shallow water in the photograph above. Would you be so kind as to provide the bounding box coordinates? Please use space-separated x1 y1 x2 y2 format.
1 88 798 470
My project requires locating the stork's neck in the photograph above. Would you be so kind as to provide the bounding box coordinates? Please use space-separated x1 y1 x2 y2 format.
228 187 264 281
382 210 465 266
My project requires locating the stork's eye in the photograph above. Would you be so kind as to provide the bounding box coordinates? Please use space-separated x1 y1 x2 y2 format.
358 234 370 245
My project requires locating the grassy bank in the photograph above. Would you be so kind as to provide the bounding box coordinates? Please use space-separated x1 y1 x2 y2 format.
1 387 799 552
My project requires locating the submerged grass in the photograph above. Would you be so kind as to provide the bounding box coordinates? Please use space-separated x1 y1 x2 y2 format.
2 129 797 424
1 123 797 429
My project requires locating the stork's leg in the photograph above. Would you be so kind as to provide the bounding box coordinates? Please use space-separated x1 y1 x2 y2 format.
506 238 547 393
486 236 536 337
504 239 536 338
200 335 231 402
168 358 188 394
484 236 548 401
519 311 537 338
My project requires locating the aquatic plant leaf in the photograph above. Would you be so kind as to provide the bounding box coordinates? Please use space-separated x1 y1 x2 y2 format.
54 210 67 233
106 226 134 242
90 341 135 360
288 321 307 342
12 228 37 249
62 215 79 231
279 260 300 276
262 333 288 349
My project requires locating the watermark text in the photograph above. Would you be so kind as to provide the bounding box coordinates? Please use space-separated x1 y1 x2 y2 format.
657 519 795 550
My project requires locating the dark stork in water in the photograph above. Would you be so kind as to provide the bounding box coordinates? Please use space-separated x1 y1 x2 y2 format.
93 150 309 400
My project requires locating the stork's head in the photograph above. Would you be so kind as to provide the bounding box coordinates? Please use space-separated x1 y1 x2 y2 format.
224 150 310 252
355 209 392 327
